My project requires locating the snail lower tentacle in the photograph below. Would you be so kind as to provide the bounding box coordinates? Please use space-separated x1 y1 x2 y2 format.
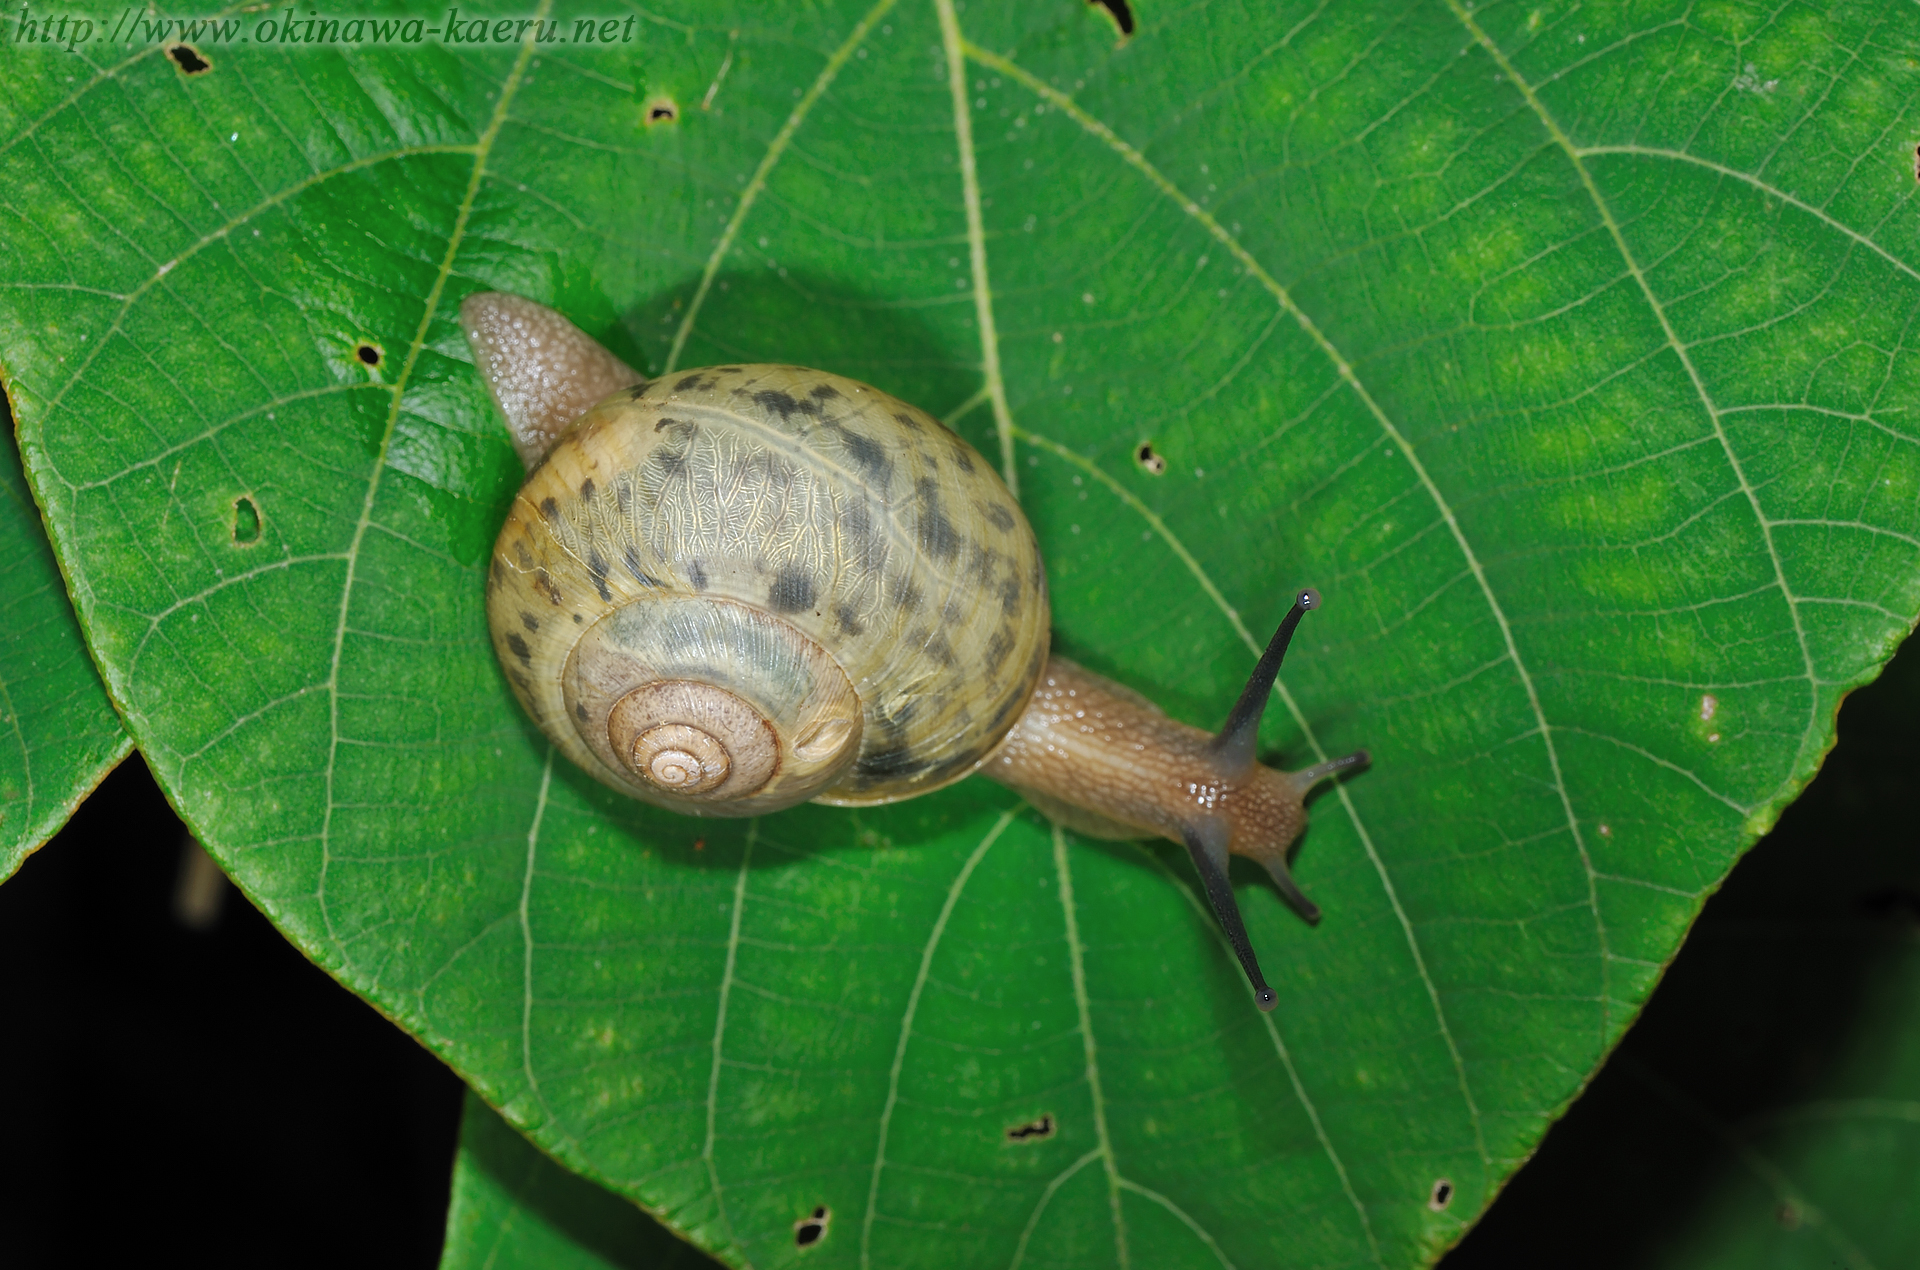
983 591 1356 1009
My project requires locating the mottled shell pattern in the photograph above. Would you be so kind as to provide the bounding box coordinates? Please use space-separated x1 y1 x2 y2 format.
486 365 1050 815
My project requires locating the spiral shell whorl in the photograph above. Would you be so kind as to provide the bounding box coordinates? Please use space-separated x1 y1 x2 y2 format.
634 725 729 791
607 680 771 798
485 365 1050 813
555 595 864 814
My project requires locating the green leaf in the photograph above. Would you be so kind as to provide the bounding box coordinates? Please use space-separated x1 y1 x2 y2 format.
1450 628 1920 1268
5 2 1918 1265
442 1088 719 1270
0 396 128 882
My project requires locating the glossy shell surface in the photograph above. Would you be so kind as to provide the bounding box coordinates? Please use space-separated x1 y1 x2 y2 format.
486 365 1050 808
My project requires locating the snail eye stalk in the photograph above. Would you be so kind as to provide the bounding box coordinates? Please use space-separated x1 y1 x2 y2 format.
1181 821 1277 1012
1211 588 1319 771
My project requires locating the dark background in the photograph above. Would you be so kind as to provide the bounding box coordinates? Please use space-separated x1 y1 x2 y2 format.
0 759 466 1267
3 635 1915 1267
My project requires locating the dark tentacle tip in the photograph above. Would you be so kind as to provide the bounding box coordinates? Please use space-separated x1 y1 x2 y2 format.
1256 986 1278 1012
1262 859 1323 927
1297 587 1320 611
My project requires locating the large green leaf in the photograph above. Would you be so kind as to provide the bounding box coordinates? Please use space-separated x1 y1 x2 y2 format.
442 1089 717 1270
1451 624 1920 1268
6 2 1918 1265
448 628 1920 1268
0 399 127 881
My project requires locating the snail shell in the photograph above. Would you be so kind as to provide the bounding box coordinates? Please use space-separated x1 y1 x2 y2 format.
485 365 1050 815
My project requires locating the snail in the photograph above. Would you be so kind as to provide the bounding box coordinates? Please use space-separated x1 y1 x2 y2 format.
464 293 1368 1010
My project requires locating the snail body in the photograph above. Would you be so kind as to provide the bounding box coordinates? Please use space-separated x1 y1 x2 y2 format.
464 293 1366 1009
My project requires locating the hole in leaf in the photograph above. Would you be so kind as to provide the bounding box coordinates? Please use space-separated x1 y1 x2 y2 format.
1006 1113 1055 1141
1135 442 1166 475
793 1205 830 1247
1428 1178 1454 1211
231 496 262 545
646 97 679 125
1088 0 1135 36
355 342 382 367
168 44 211 74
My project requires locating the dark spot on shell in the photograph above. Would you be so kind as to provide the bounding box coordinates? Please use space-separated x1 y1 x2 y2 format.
539 496 560 523
520 612 539 633
840 430 892 486
985 503 1016 532
579 477 596 502
811 382 841 400
859 745 932 779
573 613 584 624
924 746 984 785
967 542 1000 583
998 575 1022 616
985 679 1026 735
614 478 631 513
654 415 686 433
626 383 649 400
510 668 531 691
914 478 962 561
892 411 923 432
490 561 506 591
652 447 686 475
942 598 966 624
576 703 590 723
983 627 1014 675
923 632 957 668
768 566 815 613
514 542 534 569
753 389 820 421
948 440 974 473
587 548 612 602
674 373 708 392
535 570 563 606
623 547 661 588
505 633 533 667
688 560 709 591
887 572 922 612
834 603 864 636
